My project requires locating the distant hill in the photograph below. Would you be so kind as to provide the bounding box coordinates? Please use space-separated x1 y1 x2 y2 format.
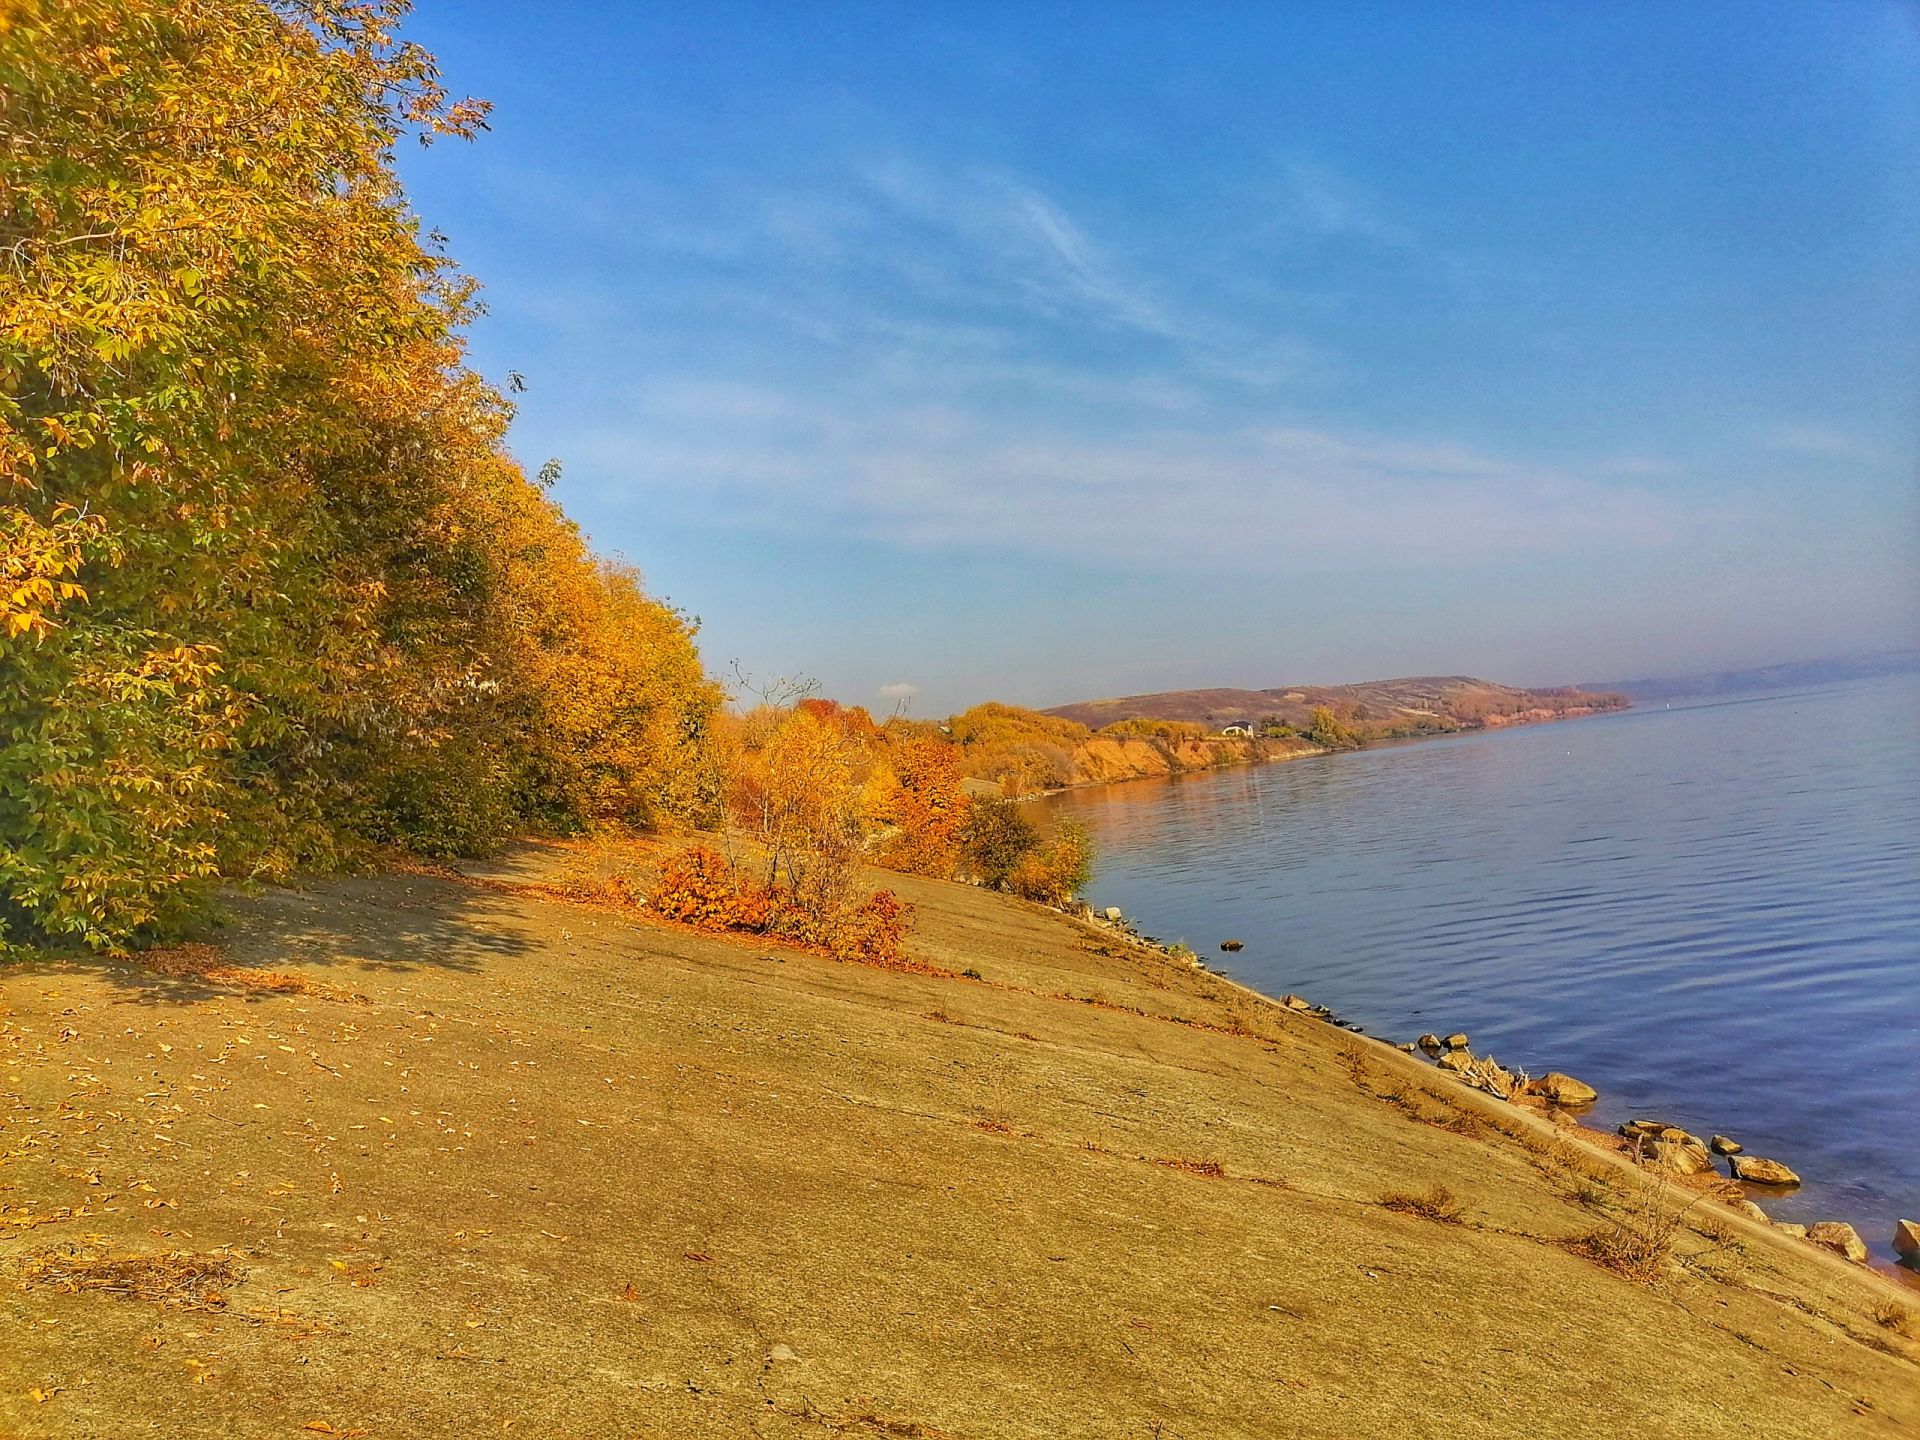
1581 649 1920 703
1045 675 1628 736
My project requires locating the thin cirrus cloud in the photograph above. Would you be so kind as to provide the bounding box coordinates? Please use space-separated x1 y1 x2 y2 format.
591 155 1320 388
557 156 1686 573
578 386 1680 571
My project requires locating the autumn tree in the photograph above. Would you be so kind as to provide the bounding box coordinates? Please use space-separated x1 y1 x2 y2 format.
947 702 1088 794
0 0 717 947
1006 819 1095 905
732 706 874 923
878 735 971 877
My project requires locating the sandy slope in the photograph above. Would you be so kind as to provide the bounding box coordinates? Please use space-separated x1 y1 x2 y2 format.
3 847 1915 1438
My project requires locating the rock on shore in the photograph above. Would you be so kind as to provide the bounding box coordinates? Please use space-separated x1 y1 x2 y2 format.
1896 1219 1920 1260
1524 1072 1598 1105
1805 1222 1868 1264
1730 1155 1801 1186
1617 1119 1672 1138
1648 1139 1714 1175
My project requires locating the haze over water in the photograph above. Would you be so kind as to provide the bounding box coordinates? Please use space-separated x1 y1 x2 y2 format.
1042 673 1920 1267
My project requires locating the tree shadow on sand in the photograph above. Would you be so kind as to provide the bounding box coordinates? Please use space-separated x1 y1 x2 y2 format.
6 866 542 1007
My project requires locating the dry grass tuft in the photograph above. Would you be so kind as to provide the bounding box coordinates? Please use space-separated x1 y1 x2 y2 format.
20 1245 244 1311
1380 1184 1465 1224
1338 1040 1370 1082
1873 1300 1915 1338
1570 1185 1698 1286
1152 1157 1226 1179
136 944 365 1003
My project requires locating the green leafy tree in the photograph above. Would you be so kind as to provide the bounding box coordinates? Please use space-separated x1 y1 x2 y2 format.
959 800 1039 887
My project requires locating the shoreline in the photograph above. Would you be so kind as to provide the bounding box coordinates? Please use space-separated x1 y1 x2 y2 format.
1071 896 1920 1289
1022 702 1629 802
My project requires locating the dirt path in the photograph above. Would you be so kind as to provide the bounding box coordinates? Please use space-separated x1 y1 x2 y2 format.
3 846 1915 1438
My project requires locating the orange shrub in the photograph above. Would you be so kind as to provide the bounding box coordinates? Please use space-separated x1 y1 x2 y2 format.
648 846 774 932
827 889 913 968
647 844 911 965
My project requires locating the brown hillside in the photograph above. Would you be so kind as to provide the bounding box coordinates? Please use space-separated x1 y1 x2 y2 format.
3 845 1913 1437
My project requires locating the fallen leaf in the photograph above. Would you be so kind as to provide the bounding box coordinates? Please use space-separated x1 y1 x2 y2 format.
683 1252 710 1263
619 1283 638 1302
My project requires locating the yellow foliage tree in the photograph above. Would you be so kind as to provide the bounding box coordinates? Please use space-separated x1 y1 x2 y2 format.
0 0 717 946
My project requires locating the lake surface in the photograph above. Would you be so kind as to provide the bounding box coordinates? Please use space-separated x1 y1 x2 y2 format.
1040 673 1920 1270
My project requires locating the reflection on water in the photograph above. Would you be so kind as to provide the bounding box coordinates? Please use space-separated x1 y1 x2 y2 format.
1040 674 1920 1268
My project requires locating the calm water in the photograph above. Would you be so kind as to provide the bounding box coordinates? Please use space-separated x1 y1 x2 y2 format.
1041 674 1920 1268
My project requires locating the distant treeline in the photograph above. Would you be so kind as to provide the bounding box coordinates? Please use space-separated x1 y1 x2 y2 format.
1047 675 1629 738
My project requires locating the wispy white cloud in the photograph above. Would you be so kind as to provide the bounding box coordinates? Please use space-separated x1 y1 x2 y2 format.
1761 424 1889 464
579 385 1683 573
1277 157 1422 252
876 681 920 700
515 154 1315 391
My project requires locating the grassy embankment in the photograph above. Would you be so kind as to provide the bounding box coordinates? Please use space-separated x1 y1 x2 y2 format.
3 842 1915 1439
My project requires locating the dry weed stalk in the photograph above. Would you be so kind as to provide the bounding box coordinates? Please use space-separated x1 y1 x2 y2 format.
1454 1053 1528 1100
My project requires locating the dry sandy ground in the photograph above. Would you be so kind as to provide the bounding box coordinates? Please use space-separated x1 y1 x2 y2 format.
3 845 1916 1439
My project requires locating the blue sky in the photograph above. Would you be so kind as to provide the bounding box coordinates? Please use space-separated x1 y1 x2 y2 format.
399 1 1920 715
